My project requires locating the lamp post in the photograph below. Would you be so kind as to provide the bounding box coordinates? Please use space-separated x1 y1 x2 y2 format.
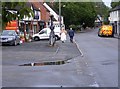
59 0 61 30
49 15 55 46
17 14 20 33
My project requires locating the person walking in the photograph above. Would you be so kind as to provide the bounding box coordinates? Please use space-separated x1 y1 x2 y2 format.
68 28 74 43
60 28 67 43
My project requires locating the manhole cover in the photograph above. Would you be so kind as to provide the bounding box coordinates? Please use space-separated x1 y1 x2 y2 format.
19 60 67 66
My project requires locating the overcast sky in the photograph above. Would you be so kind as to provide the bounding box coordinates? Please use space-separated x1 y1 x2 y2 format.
102 0 112 7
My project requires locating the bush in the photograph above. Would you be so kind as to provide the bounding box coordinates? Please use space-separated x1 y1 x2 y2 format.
103 21 110 25
69 25 77 30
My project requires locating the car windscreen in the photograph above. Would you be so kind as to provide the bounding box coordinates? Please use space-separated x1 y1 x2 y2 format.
1 30 15 36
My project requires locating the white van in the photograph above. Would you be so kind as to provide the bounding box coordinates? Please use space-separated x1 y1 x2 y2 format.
32 27 61 41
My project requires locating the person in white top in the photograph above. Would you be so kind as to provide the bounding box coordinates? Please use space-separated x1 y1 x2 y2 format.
60 29 67 43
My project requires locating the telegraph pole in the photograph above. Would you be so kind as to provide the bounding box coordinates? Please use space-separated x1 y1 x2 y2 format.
59 0 61 30
49 15 55 46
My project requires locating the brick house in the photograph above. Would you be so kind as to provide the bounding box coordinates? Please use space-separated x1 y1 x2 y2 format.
19 1 50 40
43 3 65 29
19 2 41 41
31 2 50 29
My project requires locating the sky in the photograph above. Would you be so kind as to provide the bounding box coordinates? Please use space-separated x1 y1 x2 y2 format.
102 0 112 7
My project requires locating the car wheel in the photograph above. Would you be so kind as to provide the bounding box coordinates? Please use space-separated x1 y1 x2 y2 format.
98 29 101 37
98 33 100 37
14 40 17 46
34 37 40 41
18 41 20 45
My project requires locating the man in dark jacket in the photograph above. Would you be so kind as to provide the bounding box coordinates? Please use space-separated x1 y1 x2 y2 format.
68 28 74 43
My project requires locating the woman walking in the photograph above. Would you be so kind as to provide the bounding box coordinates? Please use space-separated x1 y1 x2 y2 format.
60 29 67 43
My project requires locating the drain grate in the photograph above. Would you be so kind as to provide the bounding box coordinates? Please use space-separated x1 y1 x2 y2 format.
19 60 67 66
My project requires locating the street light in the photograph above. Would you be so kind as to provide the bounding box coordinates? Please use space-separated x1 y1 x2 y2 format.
59 0 61 30
59 1 66 30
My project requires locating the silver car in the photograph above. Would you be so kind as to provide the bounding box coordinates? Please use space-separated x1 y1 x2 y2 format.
0 30 20 46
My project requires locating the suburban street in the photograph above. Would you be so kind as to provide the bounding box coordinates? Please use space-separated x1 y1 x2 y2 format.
2 28 118 87
74 28 118 87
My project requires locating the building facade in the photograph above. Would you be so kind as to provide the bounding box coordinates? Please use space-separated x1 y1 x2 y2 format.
31 2 50 29
109 5 120 37
43 3 65 29
19 2 41 41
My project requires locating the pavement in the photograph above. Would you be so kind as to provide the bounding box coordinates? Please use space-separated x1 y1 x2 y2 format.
2 28 119 88
2 35 81 66
4 28 117 87
3 35 93 87
31 35 81 63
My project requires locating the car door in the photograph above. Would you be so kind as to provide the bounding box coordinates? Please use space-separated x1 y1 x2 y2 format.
39 29 49 39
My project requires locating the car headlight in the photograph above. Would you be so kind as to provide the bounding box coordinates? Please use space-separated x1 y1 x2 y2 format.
8 38 14 40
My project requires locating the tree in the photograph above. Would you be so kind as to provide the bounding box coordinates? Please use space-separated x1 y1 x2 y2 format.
52 2 97 29
94 2 110 25
2 1 34 29
111 1 120 8
50 2 109 27
48 1 109 29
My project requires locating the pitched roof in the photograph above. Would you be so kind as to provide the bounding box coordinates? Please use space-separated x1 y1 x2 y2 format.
110 5 120 12
32 3 40 11
46 3 59 15
39 2 50 12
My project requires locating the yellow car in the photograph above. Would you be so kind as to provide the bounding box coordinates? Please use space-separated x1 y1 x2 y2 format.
98 25 114 37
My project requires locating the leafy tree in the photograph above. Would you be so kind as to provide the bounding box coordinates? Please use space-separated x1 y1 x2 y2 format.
2 1 34 29
52 2 97 29
94 2 110 25
94 2 110 17
111 1 120 8
47 1 109 29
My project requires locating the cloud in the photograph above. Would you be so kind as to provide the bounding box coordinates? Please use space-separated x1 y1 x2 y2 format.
102 0 111 7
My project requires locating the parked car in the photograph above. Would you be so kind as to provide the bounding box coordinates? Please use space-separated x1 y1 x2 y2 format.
98 25 114 37
0 30 20 46
32 27 61 41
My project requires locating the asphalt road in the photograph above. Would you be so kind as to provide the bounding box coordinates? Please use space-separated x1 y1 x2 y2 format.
1 28 118 87
2 38 95 87
74 28 118 87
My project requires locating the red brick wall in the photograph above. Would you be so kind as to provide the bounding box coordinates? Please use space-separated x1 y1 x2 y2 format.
31 2 50 22
39 2 50 22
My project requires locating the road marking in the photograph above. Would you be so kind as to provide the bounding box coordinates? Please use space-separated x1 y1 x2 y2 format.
74 58 82 75
52 46 60 58
74 40 84 57
55 46 60 55
31 63 34 66
89 81 100 87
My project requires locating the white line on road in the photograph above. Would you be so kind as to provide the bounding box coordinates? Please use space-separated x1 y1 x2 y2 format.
55 46 60 54
74 40 84 57
74 58 83 75
89 81 100 87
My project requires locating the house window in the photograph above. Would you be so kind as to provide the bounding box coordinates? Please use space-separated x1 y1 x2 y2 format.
34 11 39 20
33 25 37 34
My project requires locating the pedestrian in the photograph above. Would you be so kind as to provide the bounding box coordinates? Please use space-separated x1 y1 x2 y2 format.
60 28 67 43
68 28 74 43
